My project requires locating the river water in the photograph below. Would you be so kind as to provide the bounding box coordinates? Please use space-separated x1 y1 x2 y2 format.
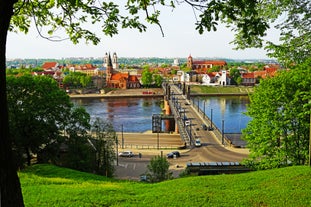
71 96 250 133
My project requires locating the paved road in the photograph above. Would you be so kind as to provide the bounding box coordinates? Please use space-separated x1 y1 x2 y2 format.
114 85 249 180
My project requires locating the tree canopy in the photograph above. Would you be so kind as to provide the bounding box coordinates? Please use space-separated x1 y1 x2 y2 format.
6 75 91 167
243 62 311 169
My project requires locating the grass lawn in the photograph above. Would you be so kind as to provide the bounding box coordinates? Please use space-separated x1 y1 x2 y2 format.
20 164 311 206
190 85 254 94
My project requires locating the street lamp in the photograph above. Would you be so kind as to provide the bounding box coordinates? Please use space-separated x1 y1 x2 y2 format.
121 124 124 149
210 108 213 130
222 119 224 145
115 134 118 166
203 100 206 119
157 126 160 150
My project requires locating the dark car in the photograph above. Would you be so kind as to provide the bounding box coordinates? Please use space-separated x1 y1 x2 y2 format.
166 151 180 158
201 124 208 130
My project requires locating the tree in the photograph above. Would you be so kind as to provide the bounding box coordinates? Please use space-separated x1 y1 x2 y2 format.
153 74 163 87
7 75 77 167
62 107 93 172
229 68 241 85
145 155 172 183
141 67 153 87
91 118 116 177
242 63 311 170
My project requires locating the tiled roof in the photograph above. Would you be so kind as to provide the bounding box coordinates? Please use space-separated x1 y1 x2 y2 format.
111 73 129 81
42 62 58 70
193 60 227 65
242 73 255 78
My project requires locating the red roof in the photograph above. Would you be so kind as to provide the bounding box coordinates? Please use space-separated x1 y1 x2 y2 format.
242 73 255 78
193 60 227 66
42 62 58 70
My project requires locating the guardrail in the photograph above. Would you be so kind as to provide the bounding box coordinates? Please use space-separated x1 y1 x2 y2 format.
187 162 251 175
189 98 232 146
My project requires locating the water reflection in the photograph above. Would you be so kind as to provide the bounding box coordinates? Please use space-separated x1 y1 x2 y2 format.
72 96 250 133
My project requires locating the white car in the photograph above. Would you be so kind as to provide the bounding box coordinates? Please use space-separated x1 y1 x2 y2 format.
185 120 191 126
118 151 134 157
195 139 201 147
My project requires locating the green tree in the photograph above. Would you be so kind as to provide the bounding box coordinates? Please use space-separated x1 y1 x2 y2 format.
146 155 172 183
63 72 92 88
62 107 93 172
141 67 153 87
153 74 163 87
7 75 73 167
91 118 116 177
229 68 241 85
242 63 311 170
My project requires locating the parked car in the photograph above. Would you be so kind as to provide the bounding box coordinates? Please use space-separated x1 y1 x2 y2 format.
118 151 134 157
201 124 208 130
166 151 180 158
195 139 202 147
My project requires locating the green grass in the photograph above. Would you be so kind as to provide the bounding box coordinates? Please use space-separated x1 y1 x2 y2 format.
20 164 311 206
191 85 254 94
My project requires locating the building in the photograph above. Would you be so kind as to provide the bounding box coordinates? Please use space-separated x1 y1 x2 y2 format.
105 53 140 89
187 55 227 71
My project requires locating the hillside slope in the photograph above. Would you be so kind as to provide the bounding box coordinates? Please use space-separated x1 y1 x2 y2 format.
20 164 311 206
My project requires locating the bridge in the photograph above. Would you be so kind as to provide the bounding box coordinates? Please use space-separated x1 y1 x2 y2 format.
154 82 236 148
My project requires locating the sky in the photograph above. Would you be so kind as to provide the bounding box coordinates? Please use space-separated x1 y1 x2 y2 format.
6 3 279 60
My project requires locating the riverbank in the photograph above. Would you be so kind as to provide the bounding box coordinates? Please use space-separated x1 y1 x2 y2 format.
69 86 253 98
69 88 164 98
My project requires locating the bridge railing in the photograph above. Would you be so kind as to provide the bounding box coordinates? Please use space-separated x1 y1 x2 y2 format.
189 98 232 146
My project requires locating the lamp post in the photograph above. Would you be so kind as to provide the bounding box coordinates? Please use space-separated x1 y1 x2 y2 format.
197 98 199 111
203 100 206 119
157 126 160 150
115 134 118 166
210 108 213 130
222 119 224 145
121 124 124 149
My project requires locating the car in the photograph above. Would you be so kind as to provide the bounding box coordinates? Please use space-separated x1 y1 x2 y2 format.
185 120 191 126
195 139 202 147
201 124 208 130
166 151 180 158
118 151 134 157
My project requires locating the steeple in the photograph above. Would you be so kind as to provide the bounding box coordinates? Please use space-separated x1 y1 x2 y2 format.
107 53 113 67
106 52 113 85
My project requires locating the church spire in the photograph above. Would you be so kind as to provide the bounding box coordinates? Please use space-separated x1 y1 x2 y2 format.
107 53 113 67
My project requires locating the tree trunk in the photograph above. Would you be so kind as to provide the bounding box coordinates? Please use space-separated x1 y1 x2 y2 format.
0 0 25 206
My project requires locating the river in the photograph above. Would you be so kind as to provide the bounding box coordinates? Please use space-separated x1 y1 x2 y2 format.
71 96 251 133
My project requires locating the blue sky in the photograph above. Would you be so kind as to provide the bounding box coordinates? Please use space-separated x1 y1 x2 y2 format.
6 3 279 59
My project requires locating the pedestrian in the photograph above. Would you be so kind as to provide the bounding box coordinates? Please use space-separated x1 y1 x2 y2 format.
139 153 142 158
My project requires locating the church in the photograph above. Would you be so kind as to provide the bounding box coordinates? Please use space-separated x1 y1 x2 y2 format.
104 52 141 89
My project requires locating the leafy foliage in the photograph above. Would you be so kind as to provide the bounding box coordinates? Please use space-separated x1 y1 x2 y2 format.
145 155 172 182
7 75 72 167
62 72 92 88
141 67 153 87
6 75 92 168
242 62 311 169
90 118 116 177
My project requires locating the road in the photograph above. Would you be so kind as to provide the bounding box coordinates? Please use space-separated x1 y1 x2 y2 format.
114 84 249 180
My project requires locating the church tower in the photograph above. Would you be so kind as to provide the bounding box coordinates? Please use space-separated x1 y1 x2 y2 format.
103 52 109 68
187 54 193 69
112 52 118 69
106 53 113 85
